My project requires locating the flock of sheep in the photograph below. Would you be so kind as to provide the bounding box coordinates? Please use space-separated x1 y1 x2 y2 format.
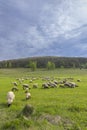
7 76 80 107
7 81 31 107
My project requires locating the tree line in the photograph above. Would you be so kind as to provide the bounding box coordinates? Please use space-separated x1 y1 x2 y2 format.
0 56 87 70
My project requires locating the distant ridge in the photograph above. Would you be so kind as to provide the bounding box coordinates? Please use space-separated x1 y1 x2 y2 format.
0 56 87 68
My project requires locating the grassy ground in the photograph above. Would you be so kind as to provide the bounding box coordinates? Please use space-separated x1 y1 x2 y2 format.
0 68 87 130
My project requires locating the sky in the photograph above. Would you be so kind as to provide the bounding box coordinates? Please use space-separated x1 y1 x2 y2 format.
0 0 87 60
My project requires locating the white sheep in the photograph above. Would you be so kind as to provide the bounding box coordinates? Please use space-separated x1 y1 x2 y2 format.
25 92 31 100
7 91 15 107
33 83 38 88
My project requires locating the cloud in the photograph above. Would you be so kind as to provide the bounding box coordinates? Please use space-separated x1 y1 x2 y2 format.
0 0 87 60
40 0 87 38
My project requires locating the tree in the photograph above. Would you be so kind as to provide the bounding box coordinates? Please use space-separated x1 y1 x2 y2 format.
5 61 12 68
4 61 8 68
46 61 51 70
84 63 87 69
72 63 76 69
51 62 55 70
29 61 37 71
8 62 12 68
46 61 55 70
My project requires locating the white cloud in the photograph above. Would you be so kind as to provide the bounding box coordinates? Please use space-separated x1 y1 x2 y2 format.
64 30 81 39
39 0 87 39
26 26 47 49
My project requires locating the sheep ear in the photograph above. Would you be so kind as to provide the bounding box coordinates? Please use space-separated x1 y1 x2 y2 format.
8 104 11 107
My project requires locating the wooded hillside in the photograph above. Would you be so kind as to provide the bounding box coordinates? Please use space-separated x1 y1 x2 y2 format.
0 56 87 68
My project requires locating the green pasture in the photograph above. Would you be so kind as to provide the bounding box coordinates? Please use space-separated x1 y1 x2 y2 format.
0 68 87 130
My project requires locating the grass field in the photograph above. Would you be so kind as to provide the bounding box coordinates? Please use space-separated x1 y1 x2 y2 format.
0 68 87 130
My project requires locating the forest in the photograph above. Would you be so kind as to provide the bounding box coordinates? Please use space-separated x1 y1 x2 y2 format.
0 56 87 69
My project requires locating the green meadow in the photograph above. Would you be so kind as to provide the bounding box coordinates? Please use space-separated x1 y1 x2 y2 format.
0 68 87 130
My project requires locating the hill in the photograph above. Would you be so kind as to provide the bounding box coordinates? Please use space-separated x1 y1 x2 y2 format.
0 56 87 68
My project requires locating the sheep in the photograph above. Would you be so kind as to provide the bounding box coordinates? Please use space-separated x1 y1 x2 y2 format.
53 80 58 85
29 80 33 83
59 84 65 88
23 84 30 90
18 78 22 84
77 79 81 82
70 82 76 88
21 78 24 82
12 82 18 86
59 81 64 84
48 82 57 88
64 82 77 88
11 86 19 91
32 77 37 80
33 83 38 88
25 87 29 91
64 82 71 88
42 83 49 89
25 91 31 100
70 82 78 87
7 91 15 107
